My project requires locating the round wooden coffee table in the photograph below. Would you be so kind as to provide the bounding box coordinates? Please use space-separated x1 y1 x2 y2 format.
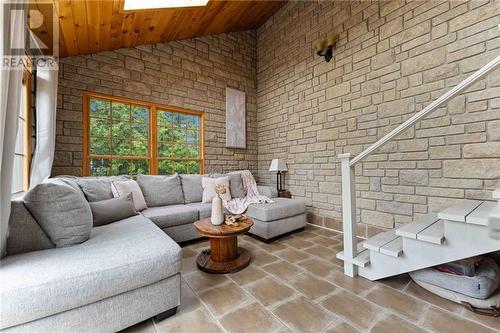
193 217 253 274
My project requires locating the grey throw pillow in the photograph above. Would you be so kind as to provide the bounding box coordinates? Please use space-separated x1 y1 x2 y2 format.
137 174 184 207
89 193 138 226
77 176 130 202
180 174 203 203
24 179 92 247
228 174 245 198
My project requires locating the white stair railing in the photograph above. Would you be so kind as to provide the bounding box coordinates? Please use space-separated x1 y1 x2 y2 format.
339 55 500 277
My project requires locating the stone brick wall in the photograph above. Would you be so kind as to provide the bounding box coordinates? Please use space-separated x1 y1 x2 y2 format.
256 0 500 237
54 31 257 176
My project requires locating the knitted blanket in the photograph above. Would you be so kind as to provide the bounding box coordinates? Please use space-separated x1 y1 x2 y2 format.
224 170 273 214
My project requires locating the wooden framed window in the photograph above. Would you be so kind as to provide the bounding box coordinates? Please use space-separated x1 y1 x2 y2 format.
12 61 32 197
156 109 202 174
83 92 204 176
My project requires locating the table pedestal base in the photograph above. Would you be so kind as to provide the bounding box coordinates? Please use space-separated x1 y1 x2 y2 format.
196 246 251 274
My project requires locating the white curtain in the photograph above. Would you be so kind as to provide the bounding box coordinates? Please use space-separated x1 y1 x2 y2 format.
0 2 26 256
30 63 58 188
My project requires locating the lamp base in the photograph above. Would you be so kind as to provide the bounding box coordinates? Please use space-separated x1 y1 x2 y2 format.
278 190 291 199
276 171 284 192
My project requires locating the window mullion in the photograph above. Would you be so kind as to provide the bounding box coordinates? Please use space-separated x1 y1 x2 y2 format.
151 105 158 175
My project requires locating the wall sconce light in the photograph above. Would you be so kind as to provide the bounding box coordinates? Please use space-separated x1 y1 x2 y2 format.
314 34 338 62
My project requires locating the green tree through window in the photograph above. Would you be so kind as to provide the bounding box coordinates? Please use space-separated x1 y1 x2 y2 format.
157 109 201 175
85 94 203 176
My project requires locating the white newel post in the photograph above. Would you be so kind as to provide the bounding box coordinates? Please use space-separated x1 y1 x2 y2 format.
339 153 358 277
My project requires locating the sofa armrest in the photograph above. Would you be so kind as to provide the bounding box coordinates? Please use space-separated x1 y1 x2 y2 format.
257 185 278 198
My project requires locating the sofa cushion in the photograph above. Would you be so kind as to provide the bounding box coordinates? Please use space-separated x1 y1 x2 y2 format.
0 215 181 330
53 176 84 194
180 174 203 203
141 205 199 228
245 198 306 222
7 199 55 256
89 193 138 226
77 176 130 202
137 174 184 207
186 202 212 219
24 179 93 247
249 214 307 240
257 185 278 198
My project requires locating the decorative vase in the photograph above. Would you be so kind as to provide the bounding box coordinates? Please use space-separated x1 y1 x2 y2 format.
211 195 224 225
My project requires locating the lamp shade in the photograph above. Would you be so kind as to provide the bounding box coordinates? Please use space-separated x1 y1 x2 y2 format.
269 159 288 172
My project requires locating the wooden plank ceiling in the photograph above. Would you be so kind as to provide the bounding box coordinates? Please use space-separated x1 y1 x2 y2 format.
30 0 286 58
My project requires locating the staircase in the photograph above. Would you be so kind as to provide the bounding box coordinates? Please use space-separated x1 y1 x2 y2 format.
336 55 500 279
337 198 500 281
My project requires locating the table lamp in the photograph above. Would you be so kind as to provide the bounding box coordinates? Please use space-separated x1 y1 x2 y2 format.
269 159 288 192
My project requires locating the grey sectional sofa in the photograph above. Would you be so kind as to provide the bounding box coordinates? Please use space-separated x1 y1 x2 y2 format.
2 201 181 333
1 173 306 332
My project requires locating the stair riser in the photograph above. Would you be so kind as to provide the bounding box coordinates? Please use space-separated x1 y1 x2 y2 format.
444 220 499 247
416 234 444 245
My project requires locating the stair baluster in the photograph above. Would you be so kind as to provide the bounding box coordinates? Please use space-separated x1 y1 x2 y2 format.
339 153 357 277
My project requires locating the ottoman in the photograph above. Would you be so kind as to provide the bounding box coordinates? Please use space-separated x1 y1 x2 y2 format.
245 198 307 242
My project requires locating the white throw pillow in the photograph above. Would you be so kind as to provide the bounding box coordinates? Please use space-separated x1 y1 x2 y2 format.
111 179 148 211
202 176 232 203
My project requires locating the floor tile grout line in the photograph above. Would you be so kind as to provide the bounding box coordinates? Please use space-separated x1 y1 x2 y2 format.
240 235 341 330
213 227 374 331
186 228 383 326
205 230 344 332
173 225 498 333
240 231 378 332
183 248 303 331
180 275 231 333
316 288 370 332
308 275 430 331
224 273 302 333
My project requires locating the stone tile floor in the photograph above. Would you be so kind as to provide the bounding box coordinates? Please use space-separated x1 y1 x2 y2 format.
122 224 499 333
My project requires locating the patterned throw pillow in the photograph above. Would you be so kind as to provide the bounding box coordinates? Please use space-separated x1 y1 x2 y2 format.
111 179 148 211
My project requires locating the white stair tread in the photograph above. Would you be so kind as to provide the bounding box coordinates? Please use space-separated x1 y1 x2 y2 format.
466 201 497 226
493 189 500 200
364 229 398 252
396 214 439 239
379 237 403 257
438 200 482 222
335 242 364 259
336 248 370 268
352 250 371 267
417 220 444 244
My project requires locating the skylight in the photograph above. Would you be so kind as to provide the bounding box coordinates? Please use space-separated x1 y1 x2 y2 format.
123 0 210 10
